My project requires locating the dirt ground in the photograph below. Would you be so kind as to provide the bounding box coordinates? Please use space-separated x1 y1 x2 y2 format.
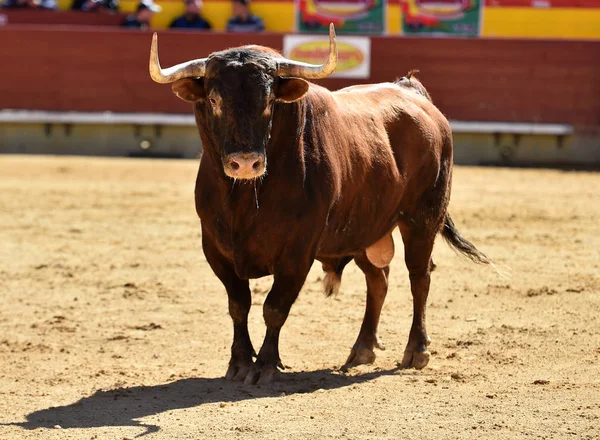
0 155 598 440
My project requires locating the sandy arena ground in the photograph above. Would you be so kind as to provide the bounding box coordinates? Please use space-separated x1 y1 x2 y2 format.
0 155 598 439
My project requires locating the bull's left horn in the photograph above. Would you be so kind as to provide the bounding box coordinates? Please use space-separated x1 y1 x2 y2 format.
149 33 207 84
275 23 338 79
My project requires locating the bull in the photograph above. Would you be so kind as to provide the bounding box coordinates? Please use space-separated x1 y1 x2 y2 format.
149 25 491 385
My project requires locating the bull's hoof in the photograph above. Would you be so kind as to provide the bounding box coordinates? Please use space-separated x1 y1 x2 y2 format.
342 347 376 371
342 335 386 371
225 360 253 381
400 349 430 370
243 363 280 385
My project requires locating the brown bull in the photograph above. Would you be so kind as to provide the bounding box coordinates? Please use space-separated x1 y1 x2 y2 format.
149 25 491 385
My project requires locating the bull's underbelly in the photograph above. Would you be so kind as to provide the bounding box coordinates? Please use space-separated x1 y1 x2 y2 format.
316 187 405 258
201 198 401 279
316 207 400 258
198 156 407 277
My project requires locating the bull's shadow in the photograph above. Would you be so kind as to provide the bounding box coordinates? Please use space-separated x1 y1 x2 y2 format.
9 367 406 436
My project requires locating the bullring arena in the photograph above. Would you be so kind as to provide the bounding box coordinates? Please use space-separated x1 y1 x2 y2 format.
1 156 598 439
1 1 600 439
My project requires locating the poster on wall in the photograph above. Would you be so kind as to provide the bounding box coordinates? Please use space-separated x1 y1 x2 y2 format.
296 0 386 35
401 0 484 37
283 34 371 78
485 1 599 6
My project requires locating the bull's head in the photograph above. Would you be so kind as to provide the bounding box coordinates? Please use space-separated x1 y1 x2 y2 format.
149 25 338 180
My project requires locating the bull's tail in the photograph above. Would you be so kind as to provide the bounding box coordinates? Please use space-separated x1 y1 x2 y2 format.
441 214 493 266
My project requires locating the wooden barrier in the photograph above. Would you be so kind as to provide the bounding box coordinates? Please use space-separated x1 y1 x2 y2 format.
1 26 599 126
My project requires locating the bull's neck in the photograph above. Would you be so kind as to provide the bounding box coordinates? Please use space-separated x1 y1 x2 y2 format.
266 98 306 171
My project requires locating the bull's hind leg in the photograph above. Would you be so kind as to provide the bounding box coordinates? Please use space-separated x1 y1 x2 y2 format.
343 252 389 369
202 236 255 381
398 225 437 369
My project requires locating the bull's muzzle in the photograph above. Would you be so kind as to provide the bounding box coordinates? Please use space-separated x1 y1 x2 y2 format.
223 152 266 180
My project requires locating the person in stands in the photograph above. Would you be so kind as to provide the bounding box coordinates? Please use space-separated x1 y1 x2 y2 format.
226 0 264 32
170 0 211 30
71 0 118 12
121 0 161 29
2 0 56 9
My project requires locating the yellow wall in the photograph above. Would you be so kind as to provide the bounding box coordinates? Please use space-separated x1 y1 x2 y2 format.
148 1 294 31
387 4 401 35
55 0 293 31
55 0 600 40
482 7 600 40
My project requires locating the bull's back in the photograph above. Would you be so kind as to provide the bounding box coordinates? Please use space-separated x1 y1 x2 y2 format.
314 82 451 256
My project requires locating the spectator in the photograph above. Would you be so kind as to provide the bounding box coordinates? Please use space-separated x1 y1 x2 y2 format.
121 0 161 29
2 0 56 9
71 0 118 12
226 0 264 33
170 0 211 30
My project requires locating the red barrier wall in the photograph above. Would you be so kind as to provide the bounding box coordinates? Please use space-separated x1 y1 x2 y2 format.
1 27 599 125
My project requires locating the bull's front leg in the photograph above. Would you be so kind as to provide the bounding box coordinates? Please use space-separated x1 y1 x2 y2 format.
244 264 312 385
202 236 255 381
224 279 255 381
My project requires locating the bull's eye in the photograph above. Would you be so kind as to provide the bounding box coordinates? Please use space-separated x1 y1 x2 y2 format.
209 98 217 105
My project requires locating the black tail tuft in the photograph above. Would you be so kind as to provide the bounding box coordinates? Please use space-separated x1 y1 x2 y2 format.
442 214 492 265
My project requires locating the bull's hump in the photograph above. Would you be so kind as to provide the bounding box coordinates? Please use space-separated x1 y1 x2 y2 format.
335 82 399 95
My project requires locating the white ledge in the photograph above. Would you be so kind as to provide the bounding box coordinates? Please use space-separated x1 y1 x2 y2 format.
0 110 574 135
0 110 196 126
450 120 573 135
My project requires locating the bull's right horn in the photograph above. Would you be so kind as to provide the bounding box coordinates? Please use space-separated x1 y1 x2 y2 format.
275 23 338 79
149 33 207 84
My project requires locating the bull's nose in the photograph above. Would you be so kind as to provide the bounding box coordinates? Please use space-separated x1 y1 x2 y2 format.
223 152 266 180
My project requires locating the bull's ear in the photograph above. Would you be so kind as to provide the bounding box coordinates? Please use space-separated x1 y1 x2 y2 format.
275 78 309 103
172 78 205 102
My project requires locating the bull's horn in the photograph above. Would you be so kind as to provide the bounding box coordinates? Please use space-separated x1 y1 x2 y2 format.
276 23 338 79
149 33 207 84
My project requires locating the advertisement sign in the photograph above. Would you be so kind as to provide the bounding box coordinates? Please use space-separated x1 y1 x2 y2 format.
485 1 600 6
283 34 371 78
296 0 386 35
401 0 484 37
